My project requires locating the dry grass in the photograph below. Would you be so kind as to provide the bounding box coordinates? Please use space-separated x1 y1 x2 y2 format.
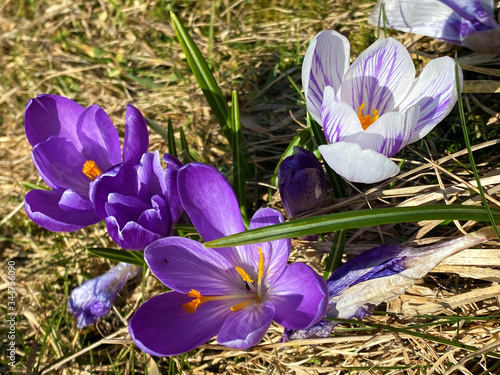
1 0 500 374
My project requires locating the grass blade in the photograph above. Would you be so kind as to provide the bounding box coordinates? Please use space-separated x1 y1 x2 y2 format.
205 204 500 247
86 248 145 266
167 118 178 157
170 12 232 146
454 60 500 241
231 91 248 225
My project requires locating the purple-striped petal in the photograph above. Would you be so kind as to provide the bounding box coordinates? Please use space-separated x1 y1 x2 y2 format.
347 105 420 157
122 104 149 164
340 37 415 115
270 263 328 330
217 301 275 349
76 105 121 170
25 189 100 232
145 237 238 295
129 292 228 356
302 30 350 124
177 163 245 241
24 94 84 147
398 57 461 143
321 86 363 143
31 136 90 195
319 142 400 184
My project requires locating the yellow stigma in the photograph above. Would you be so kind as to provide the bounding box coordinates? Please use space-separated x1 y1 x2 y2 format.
236 267 254 283
82 160 102 181
257 247 265 285
182 289 203 313
357 103 379 130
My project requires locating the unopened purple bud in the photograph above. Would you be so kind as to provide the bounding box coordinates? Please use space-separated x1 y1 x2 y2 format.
68 262 141 328
278 147 329 219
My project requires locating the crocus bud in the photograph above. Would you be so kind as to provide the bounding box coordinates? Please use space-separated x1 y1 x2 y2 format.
68 262 141 328
284 227 498 341
278 147 329 219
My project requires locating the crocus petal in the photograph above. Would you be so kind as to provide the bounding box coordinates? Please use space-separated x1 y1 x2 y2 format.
177 163 245 241
122 104 149 164
76 105 121 169
105 193 151 227
90 163 140 219
462 28 500 54
321 86 363 143
130 292 228 357
105 219 163 251
137 152 166 202
24 94 84 147
217 301 275 349
163 153 184 222
145 236 238 295
302 30 351 124
25 189 100 232
319 142 400 184
32 136 91 195
397 57 461 143
270 263 328 330
347 105 419 157
248 208 290 285
340 37 415 114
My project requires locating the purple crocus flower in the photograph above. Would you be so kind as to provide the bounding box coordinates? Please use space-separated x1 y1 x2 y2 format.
283 227 496 340
68 262 141 329
369 0 500 54
129 163 328 356
24 94 149 232
89 152 183 250
278 146 329 219
303 31 462 184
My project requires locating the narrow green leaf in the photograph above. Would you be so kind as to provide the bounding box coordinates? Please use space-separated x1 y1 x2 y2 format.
167 118 178 157
231 91 248 225
87 247 145 266
20 181 50 191
323 229 346 279
179 127 196 163
145 117 170 142
270 129 311 187
205 205 500 247
170 12 232 146
455 60 500 241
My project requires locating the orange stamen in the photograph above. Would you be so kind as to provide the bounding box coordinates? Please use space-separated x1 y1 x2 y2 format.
257 247 265 285
82 160 102 180
236 267 254 283
357 103 379 130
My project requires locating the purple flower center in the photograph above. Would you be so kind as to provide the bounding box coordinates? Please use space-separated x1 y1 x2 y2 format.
82 160 102 181
182 247 267 314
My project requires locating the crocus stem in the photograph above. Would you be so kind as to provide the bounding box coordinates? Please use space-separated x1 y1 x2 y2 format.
323 230 346 280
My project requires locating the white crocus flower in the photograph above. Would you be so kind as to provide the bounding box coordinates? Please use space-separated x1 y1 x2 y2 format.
303 30 462 184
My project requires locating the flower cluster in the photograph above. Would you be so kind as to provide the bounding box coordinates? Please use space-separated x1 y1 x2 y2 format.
23 18 472 357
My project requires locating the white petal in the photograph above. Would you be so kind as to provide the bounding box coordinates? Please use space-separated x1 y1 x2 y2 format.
398 57 461 143
369 0 462 43
302 30 350 124
340 38 415 117
347 105 419 157
319 143 400 184
321 86 362 143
